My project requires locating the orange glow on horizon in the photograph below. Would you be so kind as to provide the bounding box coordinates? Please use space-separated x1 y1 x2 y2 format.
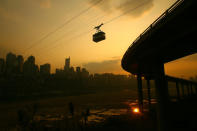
1 0 186 75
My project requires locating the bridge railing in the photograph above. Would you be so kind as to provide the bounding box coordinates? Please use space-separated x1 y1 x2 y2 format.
126 0 184 52
166 75 197 100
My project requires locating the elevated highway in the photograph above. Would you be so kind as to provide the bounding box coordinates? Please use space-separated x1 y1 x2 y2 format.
121 0 197 130
122 0 197 77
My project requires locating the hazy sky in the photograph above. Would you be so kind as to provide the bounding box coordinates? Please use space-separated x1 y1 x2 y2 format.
0 0 197 78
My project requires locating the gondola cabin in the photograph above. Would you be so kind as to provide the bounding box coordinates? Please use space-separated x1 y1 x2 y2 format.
93 31 106 43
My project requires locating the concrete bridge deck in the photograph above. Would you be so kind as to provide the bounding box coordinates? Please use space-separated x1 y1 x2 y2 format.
121 0 197 77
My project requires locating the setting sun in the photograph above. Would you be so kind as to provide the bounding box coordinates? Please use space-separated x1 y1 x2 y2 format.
133 107 140 113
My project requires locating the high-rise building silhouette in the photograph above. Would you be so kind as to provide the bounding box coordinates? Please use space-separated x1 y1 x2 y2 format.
40 64 51 75
70 66 74 73
16 55 24 73
0 58 5 75
64 57 70 70
23 55 39 76
55 68 64 76
27 55 35 65
81 68 89 78
76 66 81 73
6 52 17 75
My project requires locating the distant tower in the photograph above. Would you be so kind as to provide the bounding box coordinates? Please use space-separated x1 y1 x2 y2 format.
6 52 17 74
81 68 89 78
28 55 35 65
17 55 24 73
40 63 51 75
0 58 5 74
64 57 70 70
76 66 81 73
23 55 38 76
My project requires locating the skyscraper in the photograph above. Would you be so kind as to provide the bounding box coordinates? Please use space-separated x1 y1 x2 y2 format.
17 55 24 73
23 55 38 76
28 55 35 65
76 66 81 73
64 57 70 70
6 52 17 75
40 63 51 75
81 68 89 78
0 58 5 74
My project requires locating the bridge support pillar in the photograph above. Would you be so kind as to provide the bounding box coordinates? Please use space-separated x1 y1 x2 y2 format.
181 83 185 98
147 79 151 110
195 85 197 96
176 81 181 101
187 83 190 96
137 74 143 112
154 63 169 131
190 84 194 96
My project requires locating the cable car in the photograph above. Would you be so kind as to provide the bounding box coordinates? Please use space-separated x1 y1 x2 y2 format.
93 23 106 43
93 31 105 42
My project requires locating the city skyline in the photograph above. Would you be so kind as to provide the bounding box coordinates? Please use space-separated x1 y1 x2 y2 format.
0 52 93 76
1 51 197 79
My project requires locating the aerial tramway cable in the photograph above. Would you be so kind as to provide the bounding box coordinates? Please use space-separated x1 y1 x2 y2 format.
34 0 150 59
92 0 150 43
23 0 104 57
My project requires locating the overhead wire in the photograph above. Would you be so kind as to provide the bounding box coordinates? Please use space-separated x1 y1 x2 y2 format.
32 0 150 62
49 0 151 50
23 0 104 57
37 14 106 55
51 0 151 48
34 2 107 60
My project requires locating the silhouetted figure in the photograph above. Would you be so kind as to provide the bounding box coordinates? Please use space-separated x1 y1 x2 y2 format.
68 102 74 117
85 108 90 124
82 108 90 125
86 108 90 116
17 109 30 128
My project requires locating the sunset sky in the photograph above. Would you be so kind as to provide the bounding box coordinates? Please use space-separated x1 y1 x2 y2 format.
0 0 197 79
